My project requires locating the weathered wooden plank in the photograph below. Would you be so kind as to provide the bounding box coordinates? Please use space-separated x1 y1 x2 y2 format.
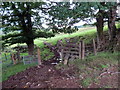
37 48 42 65
79 42 81 59
69 55 79 58
64 44 79 47
59 49 64 61
85 46 92 48
63 51 79 54
63 48 79 51
11 53 16 65
81 41 85 60
69 56 75 61
63 54 69 65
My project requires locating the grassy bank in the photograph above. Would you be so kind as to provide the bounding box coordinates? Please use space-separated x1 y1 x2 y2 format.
2 63 37 82
56 51 119 87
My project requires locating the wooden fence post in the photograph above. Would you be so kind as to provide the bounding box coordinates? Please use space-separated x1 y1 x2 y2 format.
37 48 42 65
93 39 97 55
81 41 85 60
60 49 64 61
16 51 20 63
63 54 69 65
23 55 25 65
59 41 64 62
11 53 16 65
79 42 81 59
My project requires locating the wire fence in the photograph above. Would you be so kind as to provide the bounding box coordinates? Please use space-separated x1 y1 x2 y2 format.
1 53 38 69
0 54 13 69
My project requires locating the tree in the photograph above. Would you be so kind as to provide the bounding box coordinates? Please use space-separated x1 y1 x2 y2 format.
44 2 117 48
83 2 117 48
95 3 105 45
1 2 54 55
43 2 92 34
107 2 117 41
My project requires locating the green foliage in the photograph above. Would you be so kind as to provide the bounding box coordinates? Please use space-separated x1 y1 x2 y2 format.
100 64 108 68
2 63 36 82
81 78 92 87
40 48 54 61
1 2 118 47
1 2 55 47
46 2 93 33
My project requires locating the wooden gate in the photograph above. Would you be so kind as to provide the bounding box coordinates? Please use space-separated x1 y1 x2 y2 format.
56 39 85 64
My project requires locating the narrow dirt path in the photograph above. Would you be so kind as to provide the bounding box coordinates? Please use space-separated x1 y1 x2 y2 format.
2 64 82 88
2 63 119 88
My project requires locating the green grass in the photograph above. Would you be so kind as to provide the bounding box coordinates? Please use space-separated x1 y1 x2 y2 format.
1 52 38 82
56 52 119 72
34 27 97 47
81 78 92 87
40 48 54 60
34 23 120 48
5 22 120 49
56 52 119 87
2 63 37 82
20 53 28 56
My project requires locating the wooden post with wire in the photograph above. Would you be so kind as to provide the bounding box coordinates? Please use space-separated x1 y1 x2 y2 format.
93 39 97 55
37 48 42 65
79 42 82 59
11 53 16 65
81 41 85 60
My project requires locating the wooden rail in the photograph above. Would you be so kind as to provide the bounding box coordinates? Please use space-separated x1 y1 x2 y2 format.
44 38 98 65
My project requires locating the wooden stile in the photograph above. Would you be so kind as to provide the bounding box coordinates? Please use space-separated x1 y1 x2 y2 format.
37 48 42 65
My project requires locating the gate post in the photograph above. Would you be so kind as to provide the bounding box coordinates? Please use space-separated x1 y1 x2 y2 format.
37 48 42 65
81 41 85 60
79 42 81 59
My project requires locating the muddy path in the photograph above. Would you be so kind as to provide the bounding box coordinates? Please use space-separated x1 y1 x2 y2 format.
2 64 81 88
2 63 119 88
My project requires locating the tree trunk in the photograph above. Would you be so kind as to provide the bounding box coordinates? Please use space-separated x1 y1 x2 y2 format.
26 40 34 55
108 5 117 52
108 5 117 41
96 9 104 49
20 4 34 55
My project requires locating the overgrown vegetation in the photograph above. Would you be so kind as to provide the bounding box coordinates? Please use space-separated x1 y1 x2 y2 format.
56 51 119 87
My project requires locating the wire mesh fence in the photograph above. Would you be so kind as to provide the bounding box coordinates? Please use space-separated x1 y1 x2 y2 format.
0 53 38 69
